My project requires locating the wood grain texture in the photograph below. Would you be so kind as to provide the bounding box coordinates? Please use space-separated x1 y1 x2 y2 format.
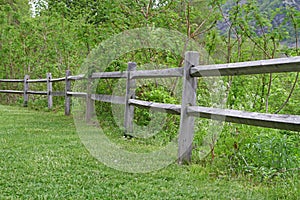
187 106 300 132
191 56 300 77
129 99 181 115
91 71 127 79
130 68 183 79
178 51 199 164
124 62 136 134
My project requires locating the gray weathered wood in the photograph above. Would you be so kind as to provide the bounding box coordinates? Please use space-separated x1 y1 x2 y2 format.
65 70 72 115
50 77 65 82
0 79 23 83
86 77 93 122
178 51 199 164
66 92 87 97
130 68 184 79
187 106 300 132
191 56 300 77
0 90 23 94
91 94 125 105
91 71 127 79
23 75 29 107
47 73 53 109
67 74 86 80
27 91 47 95
27 79 47 83
129 99 181 115
124 62 136 134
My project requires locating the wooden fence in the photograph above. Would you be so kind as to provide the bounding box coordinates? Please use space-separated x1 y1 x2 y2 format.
1 51 300 163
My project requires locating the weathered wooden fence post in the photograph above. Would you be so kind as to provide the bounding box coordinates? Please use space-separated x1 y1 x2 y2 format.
124 62 137 135
23 75 29 107
65 70 71 116
178 51 199 164
86 76 93 122
47 73 53 109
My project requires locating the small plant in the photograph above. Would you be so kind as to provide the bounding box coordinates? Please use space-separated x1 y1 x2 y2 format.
134 83 178 129
228 130 300 180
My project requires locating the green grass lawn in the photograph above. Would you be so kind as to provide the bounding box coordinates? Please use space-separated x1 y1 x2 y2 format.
0 104 299 199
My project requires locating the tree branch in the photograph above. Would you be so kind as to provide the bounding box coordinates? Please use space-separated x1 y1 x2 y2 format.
275 72 299 114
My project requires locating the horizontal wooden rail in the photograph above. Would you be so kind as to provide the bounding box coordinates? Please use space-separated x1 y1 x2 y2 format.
66 92 87 97
187 106 300 132
0 79 23 83
67 74 85 80
191 56 300 77
27 79 47 83
50 77 65 82
91 71 127 79
0 90 23 94
129 99 181 115
128 99 300 132
90 68 183 80
91 94 125 104
130 68 183 79
27 91 47 95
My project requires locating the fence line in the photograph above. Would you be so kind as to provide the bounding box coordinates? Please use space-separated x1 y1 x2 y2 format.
1 52 300 164
191 56 300 77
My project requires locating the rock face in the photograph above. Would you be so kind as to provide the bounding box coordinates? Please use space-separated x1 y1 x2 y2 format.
283 0 300 10
218 0 300 46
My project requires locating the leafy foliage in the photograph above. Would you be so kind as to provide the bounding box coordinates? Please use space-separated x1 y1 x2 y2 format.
0 0 299 190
